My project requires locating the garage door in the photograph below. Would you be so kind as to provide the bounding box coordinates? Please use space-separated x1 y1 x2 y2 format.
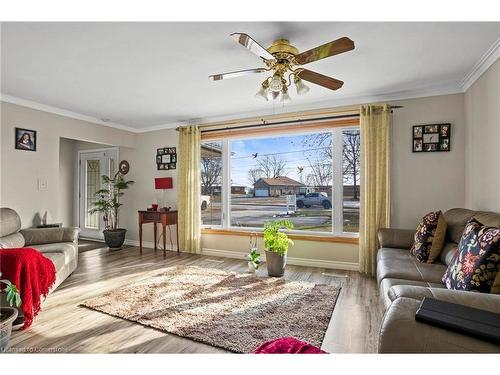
255 188 269 197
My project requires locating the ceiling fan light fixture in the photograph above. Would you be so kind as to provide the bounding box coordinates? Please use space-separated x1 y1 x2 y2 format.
280 87 291 103
294 76 310 95
255 84 270 101
269 73 283 92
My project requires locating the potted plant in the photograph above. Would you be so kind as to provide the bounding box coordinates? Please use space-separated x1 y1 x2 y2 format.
247 248 261 274
0 278 21 352
263 219 294 277
89 169 134 250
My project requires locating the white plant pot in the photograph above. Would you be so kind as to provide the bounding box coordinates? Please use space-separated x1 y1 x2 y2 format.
247 261 257 273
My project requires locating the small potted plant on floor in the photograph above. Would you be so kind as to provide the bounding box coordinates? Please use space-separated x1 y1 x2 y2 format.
89 167 134 250
263 219 294 277
247 248 261 273
0 278 21 352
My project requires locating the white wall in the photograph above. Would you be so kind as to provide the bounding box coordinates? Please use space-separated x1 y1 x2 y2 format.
390 93 466 229
0 102 136 228
465 58 500 212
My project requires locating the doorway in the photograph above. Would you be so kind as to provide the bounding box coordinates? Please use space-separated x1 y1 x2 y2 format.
78 148 118 239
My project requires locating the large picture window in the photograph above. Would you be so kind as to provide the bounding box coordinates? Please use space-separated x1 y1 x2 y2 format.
201 127 360 236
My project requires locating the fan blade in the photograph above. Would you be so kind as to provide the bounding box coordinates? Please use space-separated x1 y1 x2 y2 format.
230 33 275 61
298 69 344 91
294 37 354 65
209 68 267 81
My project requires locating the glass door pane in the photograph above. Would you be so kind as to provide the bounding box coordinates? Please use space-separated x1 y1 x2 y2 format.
85 159 100 229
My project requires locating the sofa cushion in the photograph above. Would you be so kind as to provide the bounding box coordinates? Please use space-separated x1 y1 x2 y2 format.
411 211 447 263
43 252 66 272
444 208 475 244
443 218 500 293
33 242 78 265
439 242 459 266
21 228 64 245
377 247 447 285
0 232 25 249
0 208 22 237
379 278 444 309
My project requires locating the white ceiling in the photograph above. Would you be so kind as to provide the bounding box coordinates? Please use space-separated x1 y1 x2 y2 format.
2 22 499 131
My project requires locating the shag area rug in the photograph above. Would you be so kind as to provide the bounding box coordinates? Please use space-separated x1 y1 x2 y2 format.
81 265 341 353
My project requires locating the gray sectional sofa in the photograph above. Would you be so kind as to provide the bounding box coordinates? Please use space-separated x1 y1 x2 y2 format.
377 208 500 353
0 207 79 320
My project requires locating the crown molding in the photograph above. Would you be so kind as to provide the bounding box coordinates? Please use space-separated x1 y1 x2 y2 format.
460 37 500 92
0 94 140 133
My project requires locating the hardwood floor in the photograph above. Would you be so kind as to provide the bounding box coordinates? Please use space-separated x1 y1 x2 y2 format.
7 246 384 353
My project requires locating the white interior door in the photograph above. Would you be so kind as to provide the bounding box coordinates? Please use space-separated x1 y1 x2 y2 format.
79 149 118 239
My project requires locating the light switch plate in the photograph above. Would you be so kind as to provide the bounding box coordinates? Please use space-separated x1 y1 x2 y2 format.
38 178 48 191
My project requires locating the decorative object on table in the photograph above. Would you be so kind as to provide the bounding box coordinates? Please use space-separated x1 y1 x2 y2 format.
253 337 328 354
118 160 130 175
156 147 177 170
410 210 447 263
14 127 37 151
442 218 500 293
81 265 341 353
151 204 158 211
247 232 260 273
264 219 294 277
36 223 62 228
0 248 56 329
154 177 173 210
0 277 21 352
412 123 451 152
89 164 134 250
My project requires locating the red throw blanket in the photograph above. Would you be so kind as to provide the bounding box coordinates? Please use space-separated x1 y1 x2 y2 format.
253 337 328 354
0 248 56 329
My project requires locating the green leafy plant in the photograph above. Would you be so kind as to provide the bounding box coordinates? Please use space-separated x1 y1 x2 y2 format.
89 171 134 231
248 248 261 269
1 279 22 309
263 219 294 256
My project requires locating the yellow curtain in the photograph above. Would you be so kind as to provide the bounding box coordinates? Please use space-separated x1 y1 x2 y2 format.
359 104 391 276
178 125 201 253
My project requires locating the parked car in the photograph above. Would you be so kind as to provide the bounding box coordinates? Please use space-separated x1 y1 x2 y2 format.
201 195 211 210
296 192 332 209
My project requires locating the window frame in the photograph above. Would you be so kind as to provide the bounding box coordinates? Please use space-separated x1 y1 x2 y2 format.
201 125 360 239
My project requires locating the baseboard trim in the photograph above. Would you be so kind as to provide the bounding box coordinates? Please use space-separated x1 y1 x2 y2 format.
201 248 359 271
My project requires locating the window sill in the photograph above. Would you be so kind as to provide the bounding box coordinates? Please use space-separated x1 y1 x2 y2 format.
201 228 359 244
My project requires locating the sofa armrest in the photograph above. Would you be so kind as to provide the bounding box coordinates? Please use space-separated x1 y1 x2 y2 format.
377 228 415 249
379 297 500 353
20 227 80 246
389 285 500 313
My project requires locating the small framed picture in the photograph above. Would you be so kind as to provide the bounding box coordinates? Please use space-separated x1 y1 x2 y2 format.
423 133 439 143
425 125 438 133
157 148 164 155
171 154 177 163
15 127 37 151
425 143 437 152
162 154 171 163
413 126 423 138
413 139 423 152
440 138 450 151
168 163 176 170
441 124 450 137
156 155 162 163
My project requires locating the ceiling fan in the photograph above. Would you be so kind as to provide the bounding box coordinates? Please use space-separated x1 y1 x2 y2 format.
209 33 355 102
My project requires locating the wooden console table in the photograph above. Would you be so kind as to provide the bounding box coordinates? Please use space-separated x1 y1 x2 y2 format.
138 210 179 255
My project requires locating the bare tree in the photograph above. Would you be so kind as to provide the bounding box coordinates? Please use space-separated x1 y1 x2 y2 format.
256 155 287 178
306 159 332 187
342 130 360 200
201 143 222 195
248 168 264 185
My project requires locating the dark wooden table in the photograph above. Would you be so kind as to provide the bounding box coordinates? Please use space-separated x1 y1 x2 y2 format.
138 210 179 255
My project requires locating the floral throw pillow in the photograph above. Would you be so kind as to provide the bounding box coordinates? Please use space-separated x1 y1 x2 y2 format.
411 211 447 263
442 218 500 293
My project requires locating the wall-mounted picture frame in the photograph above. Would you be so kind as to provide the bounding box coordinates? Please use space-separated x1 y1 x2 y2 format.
156 146 177 170
15 127 37 152
412 123 451 153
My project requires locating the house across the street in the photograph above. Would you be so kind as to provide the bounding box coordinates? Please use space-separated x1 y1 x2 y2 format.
253 176 305 197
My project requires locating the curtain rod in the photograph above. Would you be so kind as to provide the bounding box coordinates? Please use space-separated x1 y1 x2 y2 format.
176 105 403 133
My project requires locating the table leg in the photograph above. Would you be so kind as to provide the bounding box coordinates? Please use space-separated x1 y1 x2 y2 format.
163 224 167 256
153 222 157 251
139 222 143 254
176 224 179 254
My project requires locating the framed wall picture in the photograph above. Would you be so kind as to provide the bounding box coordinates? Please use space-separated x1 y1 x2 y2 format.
156 146 177 170
412 123 451 153
15 127 37 151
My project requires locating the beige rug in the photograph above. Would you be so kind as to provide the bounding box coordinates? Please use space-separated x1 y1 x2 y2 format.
81 265 341 353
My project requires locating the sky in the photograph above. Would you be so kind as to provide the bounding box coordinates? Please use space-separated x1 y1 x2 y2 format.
229 133 331 186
